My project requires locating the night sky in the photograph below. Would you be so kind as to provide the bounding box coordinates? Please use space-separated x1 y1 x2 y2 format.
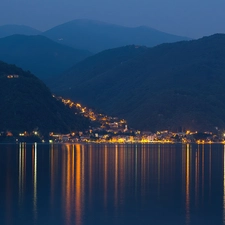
0 0 225 38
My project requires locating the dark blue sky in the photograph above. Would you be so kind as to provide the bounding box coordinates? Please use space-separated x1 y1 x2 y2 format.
1 0 225 38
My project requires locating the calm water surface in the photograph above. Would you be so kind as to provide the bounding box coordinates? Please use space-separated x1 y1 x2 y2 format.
0 143 225 225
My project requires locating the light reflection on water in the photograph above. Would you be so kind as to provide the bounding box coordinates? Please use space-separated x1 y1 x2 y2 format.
223 145 225 224
1 143 225 225
32 143 38 221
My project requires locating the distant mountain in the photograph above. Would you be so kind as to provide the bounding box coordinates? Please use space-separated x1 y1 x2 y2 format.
0 35 91 79
0 24 41 38
0 61 89 134
43 19 190 53
51 34 225 132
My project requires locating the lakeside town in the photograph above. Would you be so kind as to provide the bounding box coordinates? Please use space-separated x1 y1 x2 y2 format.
49 130 220 144
1 96 225 144
50 97 225 144
2 126 223 144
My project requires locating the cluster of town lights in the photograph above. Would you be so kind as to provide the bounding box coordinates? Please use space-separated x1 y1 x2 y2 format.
4 96 222 144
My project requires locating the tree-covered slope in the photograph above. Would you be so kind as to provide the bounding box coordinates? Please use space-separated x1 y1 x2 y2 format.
43 19 189 53
51 34 225 132
0 24 41 38
0 61 89 134
50 45 148 90
0 35 91 79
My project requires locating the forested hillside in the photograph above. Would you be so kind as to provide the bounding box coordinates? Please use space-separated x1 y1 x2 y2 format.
51 34 225 132
0 61 89 135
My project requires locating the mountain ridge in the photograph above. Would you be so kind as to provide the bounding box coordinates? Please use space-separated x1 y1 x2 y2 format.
51 33 225 132
0 34 92 79
43 19 190 53
0 24 41 38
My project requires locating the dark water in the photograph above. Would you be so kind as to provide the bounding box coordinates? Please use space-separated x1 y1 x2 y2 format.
0 143 225 225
